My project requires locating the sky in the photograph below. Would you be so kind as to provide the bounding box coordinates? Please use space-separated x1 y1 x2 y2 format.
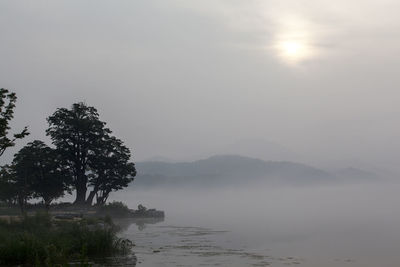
1 0 400 174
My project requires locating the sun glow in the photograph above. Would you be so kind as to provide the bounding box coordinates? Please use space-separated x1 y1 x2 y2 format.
277 40 311 63
272 15 316 65
283 41 302 56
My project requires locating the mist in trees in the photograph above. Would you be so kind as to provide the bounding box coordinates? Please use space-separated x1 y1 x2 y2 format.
0 90 136 210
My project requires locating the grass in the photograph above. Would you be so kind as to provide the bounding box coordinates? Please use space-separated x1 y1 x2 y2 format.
0 204 21 216
0 212 133 266
96 201 133 217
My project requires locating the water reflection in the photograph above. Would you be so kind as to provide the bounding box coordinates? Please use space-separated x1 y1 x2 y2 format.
81 218 165 267
79 255 137 267
115 217 165 231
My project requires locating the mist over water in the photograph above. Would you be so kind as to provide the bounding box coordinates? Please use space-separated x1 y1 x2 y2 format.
1 1 400 266
112 179 400 267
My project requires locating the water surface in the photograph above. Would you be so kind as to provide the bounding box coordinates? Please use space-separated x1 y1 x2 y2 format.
113 181 400 266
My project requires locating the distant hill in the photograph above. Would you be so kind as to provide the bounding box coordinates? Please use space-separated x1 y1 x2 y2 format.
335 167 378 180
219 139 300 162
142 155 177 163
133 155 335 187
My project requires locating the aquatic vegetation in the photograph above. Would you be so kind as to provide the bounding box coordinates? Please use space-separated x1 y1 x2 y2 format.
0 213 133 266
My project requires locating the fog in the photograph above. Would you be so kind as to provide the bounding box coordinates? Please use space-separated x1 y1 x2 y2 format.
1 1 400 265
113 180 400 266
1 0 400 175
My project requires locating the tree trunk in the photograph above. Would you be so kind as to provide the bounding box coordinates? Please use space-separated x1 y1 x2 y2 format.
85 185 98 206
96 189 110 206
74 180 87 205
72 163 89 205
74 188 87 205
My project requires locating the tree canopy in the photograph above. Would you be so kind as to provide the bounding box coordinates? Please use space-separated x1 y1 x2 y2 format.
0 98 135 208
0 165 18 205
87 135 136 205
0 164 33 212
0 88 29 157
46 103 111 204
13 140 70 209
46 102 135 205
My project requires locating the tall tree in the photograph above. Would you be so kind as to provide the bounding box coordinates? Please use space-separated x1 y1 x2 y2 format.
86 136 136 205
0 165 18 205
13 140 70 210
46 103 111 204
0 88 29 157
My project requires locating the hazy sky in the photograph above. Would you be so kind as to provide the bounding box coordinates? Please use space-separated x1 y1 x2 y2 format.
1 1 400 173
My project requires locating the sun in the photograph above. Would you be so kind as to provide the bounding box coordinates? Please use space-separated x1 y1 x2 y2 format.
271 15 316 65
277 40 311 64
283 41 302 57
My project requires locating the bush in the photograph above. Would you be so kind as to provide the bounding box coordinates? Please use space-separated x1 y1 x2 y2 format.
97 201 133 218
0 213 133 266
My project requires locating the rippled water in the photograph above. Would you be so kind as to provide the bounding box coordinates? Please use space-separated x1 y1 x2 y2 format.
112 181 400 267
119 220 306 267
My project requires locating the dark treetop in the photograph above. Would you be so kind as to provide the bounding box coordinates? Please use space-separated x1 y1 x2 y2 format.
46 102 135 205
0 88 29 157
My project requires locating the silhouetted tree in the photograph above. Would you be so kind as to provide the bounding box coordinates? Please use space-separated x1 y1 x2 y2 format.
0 165 18 205
13 140 70 210
46 103 111 204
86 135 136 205
0 88 29 157
0 164 33 213
46 102 135 205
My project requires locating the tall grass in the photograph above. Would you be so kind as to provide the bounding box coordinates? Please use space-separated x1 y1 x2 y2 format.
0 213 133 266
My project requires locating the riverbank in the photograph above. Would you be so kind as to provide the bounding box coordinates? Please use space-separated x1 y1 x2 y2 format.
0 202 165 266
0 212 134 266
0 201 164 219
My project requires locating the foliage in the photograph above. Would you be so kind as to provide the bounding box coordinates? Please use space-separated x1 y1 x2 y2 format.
0 164 33 212
137 204 147 213
0 88 29 157
46 102 110 205
0 213 133 266
87 136 136 205
12 140 71 209
1 97 136 209
97 201 133 217
46 102 135 205
0 165 18 205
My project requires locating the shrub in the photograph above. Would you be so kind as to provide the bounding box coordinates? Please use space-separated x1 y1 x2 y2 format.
0 213 133 266
97 201 133 218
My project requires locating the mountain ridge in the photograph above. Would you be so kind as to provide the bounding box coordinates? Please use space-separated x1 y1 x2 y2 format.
133 154 347 187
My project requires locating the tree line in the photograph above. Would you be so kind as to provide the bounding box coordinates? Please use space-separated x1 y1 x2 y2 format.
0 88 136 211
